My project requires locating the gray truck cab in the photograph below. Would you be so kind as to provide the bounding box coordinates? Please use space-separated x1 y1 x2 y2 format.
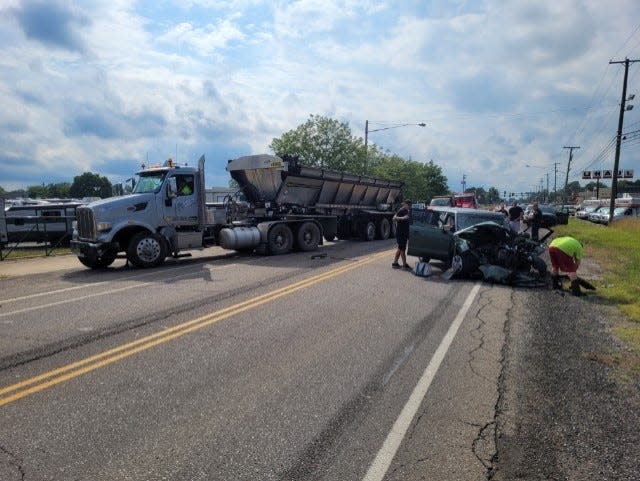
71 156 207 269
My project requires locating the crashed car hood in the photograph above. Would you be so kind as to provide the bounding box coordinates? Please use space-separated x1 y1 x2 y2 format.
454 221 512 243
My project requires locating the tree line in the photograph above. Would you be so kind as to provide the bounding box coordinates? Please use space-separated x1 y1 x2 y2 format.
0 172 112 200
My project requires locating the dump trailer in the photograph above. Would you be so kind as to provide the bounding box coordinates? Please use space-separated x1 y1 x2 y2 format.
70 154 403 269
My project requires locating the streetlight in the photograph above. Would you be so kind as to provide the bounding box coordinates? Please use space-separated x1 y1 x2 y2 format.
364 120 426 171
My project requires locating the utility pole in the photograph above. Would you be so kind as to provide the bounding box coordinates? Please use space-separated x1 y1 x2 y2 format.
552 162 560 199
608 57 639 221
562 146 580 204
461 174 467 193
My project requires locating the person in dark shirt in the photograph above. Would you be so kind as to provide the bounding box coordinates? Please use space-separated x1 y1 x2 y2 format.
392 201 412 269
507 201 524 233
525 202 543 241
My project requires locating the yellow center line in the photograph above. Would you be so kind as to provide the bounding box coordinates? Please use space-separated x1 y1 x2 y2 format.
0 250 392 407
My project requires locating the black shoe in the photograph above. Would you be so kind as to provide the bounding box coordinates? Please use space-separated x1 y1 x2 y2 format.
392 263 401 269
570 280 582 297
552 275 562 290
403 264 412 270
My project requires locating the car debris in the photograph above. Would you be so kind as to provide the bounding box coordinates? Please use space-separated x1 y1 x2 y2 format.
439 221 549 287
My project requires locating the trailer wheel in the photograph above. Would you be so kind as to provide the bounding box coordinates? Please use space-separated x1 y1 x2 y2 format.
127 232 167 267
296 222 321 251
268 224 293 255
360 220 376 242
376 218 391 240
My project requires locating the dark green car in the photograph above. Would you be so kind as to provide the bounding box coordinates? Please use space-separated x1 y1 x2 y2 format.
408 207 509 263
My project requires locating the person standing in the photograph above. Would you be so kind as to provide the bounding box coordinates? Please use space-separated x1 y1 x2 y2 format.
526 202 543 241
549 236 584 296
392 201 412 270
508 200 524 233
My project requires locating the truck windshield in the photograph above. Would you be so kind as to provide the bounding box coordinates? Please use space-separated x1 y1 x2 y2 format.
132 171 167 194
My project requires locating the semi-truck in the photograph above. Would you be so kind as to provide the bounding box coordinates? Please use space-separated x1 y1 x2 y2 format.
70 154 403 269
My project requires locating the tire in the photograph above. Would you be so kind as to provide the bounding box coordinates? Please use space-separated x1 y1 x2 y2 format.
77 249 118 269
296 222 321 252
419 256 430 263
267 224 293 255
359 220 376 242
376 218 391 240
127 232 167 268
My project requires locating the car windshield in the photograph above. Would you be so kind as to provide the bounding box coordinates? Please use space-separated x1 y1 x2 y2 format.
457 213 505 230
132 171 167 194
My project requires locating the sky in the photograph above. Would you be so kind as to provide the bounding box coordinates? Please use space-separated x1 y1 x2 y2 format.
1 0 639 198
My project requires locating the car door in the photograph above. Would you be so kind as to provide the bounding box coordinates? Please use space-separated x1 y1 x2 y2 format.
408 210 454 262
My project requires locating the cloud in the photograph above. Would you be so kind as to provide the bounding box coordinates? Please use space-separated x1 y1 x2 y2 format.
9 0 91 53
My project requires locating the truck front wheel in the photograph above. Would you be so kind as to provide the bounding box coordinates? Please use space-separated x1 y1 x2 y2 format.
268 224 293 255
127 232 167 268
78 249 118 269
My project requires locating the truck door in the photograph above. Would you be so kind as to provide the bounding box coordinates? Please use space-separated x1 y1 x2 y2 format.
164 174 198 227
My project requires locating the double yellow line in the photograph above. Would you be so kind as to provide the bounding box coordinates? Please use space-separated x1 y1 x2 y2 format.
0 250 391 407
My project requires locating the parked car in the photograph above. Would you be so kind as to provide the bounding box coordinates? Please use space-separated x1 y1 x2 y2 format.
575 204 603 219
523 204 567 228
407 207 508 263
587 205 608 223
596 206 640 224
429 195 454 207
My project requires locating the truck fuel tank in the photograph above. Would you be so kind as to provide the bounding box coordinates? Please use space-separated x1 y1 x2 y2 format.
219 226 261 250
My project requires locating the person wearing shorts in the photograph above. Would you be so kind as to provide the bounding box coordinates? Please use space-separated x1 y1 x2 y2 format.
392 201 412 270
549 236 584 296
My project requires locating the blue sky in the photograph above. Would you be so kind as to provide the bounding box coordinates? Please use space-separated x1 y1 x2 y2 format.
1 0 639 197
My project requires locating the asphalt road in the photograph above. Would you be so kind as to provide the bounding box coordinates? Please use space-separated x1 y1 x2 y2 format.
0 241 638 480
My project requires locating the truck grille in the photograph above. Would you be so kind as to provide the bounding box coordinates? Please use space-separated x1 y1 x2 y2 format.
76 207 97 240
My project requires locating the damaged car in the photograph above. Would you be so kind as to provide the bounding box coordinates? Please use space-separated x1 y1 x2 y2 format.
408 207 547 286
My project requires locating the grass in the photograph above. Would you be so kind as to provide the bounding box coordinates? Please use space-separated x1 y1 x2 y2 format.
0 246 72 261
554 217 640 375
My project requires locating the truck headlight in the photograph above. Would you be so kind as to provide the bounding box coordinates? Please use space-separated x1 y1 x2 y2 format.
97 222 112 232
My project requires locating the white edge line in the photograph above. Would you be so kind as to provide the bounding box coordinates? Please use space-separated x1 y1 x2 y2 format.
362 282 482 481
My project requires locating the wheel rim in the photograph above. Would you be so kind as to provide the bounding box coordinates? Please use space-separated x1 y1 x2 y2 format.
367 223 375 240
136 237 161 263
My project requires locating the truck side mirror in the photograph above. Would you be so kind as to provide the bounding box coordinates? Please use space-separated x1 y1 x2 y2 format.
167 177 178 198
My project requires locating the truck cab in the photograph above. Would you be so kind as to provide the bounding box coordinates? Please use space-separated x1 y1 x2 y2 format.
71 156 208 269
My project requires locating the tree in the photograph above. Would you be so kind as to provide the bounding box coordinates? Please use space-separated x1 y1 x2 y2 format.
370 154 448 203
47 182 71 198
69 172 113 199
270 114 364 172
0 185 5 196
269 115 448 203
27 184 48 198
485 187 501 204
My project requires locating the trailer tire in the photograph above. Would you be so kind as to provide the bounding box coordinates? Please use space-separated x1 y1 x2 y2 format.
268 224 293 255
376 218 391 240
127 232 167 268
296 222 321 251
323 232 336 242
360 220 376 242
